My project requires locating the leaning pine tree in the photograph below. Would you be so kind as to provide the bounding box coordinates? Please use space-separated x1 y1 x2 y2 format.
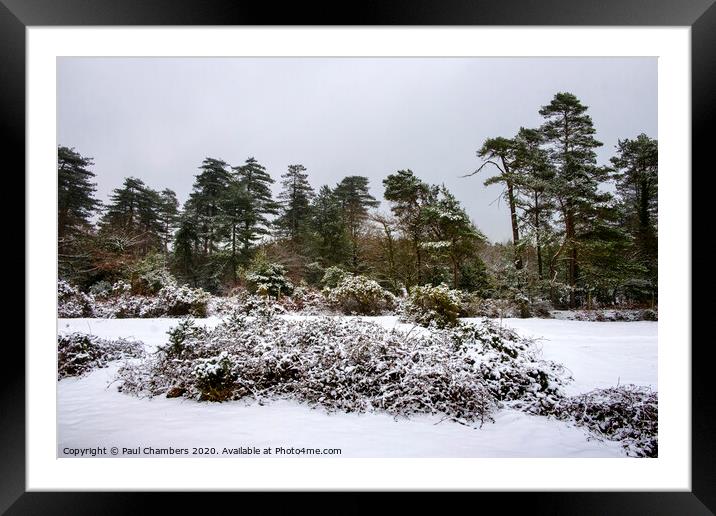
467 137 524 270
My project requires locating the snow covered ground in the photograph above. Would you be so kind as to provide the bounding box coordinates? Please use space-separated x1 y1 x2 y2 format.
57 316 657 458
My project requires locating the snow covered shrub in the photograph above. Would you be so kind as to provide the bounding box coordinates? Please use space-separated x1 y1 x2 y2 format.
157 281 210 317
92 290 157 318
88 280 113 299
515 294 532 318
217 293 287 318
207 287 266 316
161 319 201 358
442 321 569 413
246 295 287 318
207 295 240 316
403 283 461 328
240 294 271 314
529 300 554 319
321 266 350 289
192 351 237 401
116 317 569 426
89 278 209 318
640 309 658 321
58 332 144 379
326 275 397 315
277 284 328 314
245 262 294 299
57 280 94 318
554 309 657 322
112 280 132 295
547 385 658 457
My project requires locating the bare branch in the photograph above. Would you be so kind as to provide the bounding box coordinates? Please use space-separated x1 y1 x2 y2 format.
461 160 505 178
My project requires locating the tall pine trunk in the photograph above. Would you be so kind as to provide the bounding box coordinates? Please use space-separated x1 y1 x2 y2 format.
565 209 577 308
534 192 543 279
506 181 522 270
500 157 522 271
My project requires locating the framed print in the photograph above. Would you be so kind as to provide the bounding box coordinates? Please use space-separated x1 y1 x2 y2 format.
5 0 713 513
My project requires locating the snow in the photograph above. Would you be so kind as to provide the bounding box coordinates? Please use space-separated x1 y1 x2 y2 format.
58 317 223 350
57 316 656 458
463 318 657 396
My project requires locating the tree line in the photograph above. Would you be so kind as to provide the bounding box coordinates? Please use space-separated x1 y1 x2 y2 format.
58 92 657 308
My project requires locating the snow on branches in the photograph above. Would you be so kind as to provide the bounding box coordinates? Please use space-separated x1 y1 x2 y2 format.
326 275 397 315
546 385 658 457
58 279 210 318
58 332 144 379
403 283 462 328
116 316 569 426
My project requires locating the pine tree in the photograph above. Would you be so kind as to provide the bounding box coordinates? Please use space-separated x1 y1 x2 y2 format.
309 185 351 267
58 146 101 242
136 187 164 251
369 212 402 291
512 127 556 280
275 164 315 244
539 92 606 307
422 185 484 288
57 146 102 283
233 157 279 259
186 158 233 256
383 169 434 285
467 136 523 270
101 177 144 231
157 189 179 254
609 133 658 286
172 209 200 287
576 198 643 307
218 179 251 283
333 176 380 271
100 177 163 255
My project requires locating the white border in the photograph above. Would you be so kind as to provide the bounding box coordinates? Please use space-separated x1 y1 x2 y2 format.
27 27 690 491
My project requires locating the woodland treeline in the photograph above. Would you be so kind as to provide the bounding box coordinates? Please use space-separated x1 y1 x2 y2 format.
58 92 657 308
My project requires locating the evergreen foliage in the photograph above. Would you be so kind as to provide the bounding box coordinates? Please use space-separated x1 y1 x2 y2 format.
334 176 380 271
275 164 315 244
57 91 657 309
403 283 462 328
58 146 101 241
233 157 279 258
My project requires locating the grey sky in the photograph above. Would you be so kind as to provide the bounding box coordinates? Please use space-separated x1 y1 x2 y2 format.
57 57 657 243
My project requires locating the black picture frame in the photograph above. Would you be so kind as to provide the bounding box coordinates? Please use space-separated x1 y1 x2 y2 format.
5 0 712 513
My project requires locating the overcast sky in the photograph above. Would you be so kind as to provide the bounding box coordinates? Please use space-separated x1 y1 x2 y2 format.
57 57 657 243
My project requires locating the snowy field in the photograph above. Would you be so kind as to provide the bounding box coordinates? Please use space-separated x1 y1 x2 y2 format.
57 316 657 458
